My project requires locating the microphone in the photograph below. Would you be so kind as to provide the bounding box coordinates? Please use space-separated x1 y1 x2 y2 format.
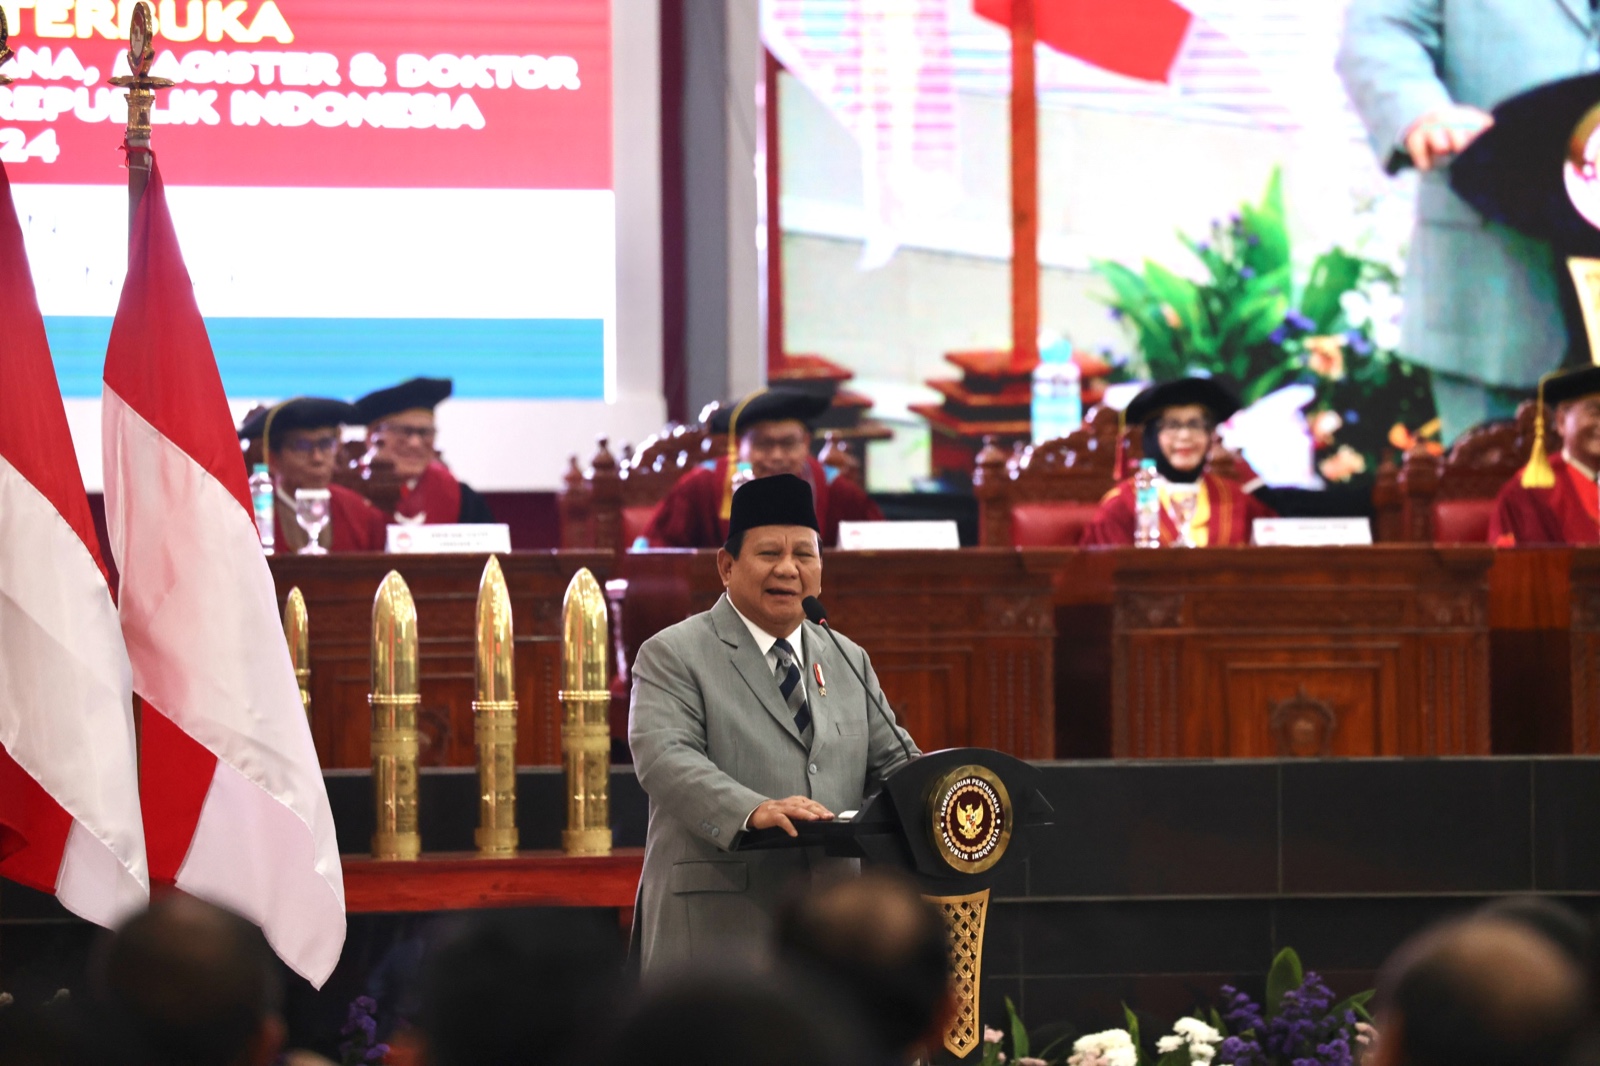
802 595 917 770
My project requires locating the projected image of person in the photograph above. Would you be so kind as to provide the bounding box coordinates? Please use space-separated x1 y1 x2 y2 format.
353 377 495 526
1080 378 1275 548
238 398 389 553
641 388 881 549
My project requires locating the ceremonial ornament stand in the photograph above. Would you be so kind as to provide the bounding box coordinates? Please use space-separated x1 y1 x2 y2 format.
473 557 519 855
736 749 1051 1059
283 587 310 716
110 2 173 230
370 572 422 860
559 568 612 855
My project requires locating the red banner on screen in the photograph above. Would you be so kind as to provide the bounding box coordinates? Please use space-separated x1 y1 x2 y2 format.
0 0 611 189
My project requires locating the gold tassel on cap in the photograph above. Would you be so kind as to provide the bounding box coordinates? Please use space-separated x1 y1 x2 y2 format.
718 390 763 521
1522 372 1559 489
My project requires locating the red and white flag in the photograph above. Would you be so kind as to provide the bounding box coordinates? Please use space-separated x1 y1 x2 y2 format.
101 156 344 986
0 162 147 927
974 0 1195 84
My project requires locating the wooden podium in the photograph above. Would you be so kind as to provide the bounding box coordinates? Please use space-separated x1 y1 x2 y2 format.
1110 546 1495 757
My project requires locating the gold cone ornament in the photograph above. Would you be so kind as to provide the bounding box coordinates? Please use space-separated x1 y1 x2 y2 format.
283 587 310 718
370 571 421 860
473 557 519 856
558 568 612 855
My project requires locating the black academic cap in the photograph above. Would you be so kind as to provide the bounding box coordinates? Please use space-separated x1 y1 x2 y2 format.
352 377 454 425
727 473 820 538
237 397 359 445
1124 377 1241 427
1542 365 1600 406
707 388 831 436
1449 72 1600 255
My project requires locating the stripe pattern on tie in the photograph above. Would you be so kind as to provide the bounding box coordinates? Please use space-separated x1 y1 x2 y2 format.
771 637 812 735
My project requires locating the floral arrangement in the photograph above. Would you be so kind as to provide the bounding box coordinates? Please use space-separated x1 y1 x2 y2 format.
978 949 1371 1066
339 995 391 1066
1092 171 1438 484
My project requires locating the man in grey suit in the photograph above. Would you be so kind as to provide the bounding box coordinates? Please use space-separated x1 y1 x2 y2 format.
1338 0 1600 442
628 473 920 974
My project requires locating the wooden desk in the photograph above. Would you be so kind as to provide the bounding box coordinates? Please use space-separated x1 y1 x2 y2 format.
341 850 643 912
271 552 613 769
617 549 1056 758
1104 546 1495 758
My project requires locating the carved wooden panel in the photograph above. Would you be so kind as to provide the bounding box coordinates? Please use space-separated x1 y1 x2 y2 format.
1111 546 1493 758
271 552 615 769
617 549 1057 759
1568 551 1600 753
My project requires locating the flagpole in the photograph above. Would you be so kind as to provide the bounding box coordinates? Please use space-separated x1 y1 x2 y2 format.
1009 0 1039 374
110 1 173 248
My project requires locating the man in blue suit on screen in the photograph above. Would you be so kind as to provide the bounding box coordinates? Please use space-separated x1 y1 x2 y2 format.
1338 0 1600 443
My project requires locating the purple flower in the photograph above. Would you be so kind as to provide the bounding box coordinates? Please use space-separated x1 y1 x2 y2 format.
1269 327 1288 345
1346 332 1373 356
1247 234 1261 246
1241 267 1257 280
1198 241 1212 254
366 1044 390 1064
1284 310 1316 332
1109 308 1125 321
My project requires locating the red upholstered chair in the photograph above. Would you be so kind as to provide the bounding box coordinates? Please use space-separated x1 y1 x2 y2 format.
974 405 1122 547
1394 401 1553 543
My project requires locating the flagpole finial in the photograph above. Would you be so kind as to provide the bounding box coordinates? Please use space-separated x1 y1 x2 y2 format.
108 2 174 149
0 8 14 87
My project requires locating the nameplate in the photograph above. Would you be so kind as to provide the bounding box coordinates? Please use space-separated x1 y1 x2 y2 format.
1251 517 1372 546
386 524 513 554
837 520 961 550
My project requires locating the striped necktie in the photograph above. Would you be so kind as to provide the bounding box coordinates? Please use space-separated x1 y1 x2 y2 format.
771 637 812 736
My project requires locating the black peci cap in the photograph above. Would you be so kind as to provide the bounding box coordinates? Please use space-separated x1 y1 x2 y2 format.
1124 377 1242 427
707 388 831 436
352 377 453 425
238 397 359 446
727 473 820 539
1449 72 1600 254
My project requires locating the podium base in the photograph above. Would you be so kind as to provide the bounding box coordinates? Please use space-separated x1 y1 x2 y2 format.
927 886 990 1059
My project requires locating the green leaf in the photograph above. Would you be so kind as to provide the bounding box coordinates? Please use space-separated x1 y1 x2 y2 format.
1157 1049 1191 1066
1300 248 1364 331
1124 1004 1144 1057
1330 989 1376 1024
1008 996 1031 1060
1265 947 1305 1016
1208 1006 1227 1036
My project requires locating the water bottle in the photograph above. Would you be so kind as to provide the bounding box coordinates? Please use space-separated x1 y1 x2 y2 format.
249 463 275 554
1134 459 1161 549
1031 337 1083 443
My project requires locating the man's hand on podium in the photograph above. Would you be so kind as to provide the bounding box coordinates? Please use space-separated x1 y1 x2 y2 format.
749 796 835 837
1404 105 1494 171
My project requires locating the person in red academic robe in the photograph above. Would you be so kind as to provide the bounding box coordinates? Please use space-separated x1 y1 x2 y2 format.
353 377 495 525
1489 366 1600 545
641 388 882 548
1080 377 1275 547
238 398 390 552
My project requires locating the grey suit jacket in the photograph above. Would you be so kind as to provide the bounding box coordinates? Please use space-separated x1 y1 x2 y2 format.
1337 0 1598 387
628 594 920 974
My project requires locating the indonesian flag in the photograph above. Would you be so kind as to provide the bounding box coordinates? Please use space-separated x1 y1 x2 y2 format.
0 162 147 927
101 156 345 986
974 0 1195 84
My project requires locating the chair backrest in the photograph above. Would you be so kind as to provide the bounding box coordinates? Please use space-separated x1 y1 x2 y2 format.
974 405 1122 547
1394 400 1553 542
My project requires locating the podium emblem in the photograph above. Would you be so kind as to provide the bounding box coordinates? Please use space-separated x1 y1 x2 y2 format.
929 765 1012 874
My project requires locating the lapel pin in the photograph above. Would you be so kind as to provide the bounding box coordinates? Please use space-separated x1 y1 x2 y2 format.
813 661 827 697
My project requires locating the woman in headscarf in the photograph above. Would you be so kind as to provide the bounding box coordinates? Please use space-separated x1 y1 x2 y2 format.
1080 377 1275 547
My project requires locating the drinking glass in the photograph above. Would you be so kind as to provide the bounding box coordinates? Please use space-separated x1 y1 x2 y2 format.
294 488 332 555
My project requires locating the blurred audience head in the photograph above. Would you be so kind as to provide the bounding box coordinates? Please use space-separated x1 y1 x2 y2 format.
94 893 285 1066
1475 895 1592 969
1373 915 1588 1066
602 965 870 1066
415 909 623 1066
774 870 954 1062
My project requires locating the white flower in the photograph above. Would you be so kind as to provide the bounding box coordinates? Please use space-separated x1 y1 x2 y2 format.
1019 1059 1050 1066
985 1027 1006 1045
1106 1046 1139 1066
1191 1045 1217 1063
1076 1030 1135 1053
1174 1018 1223 1045
1339 290 1372 329
1158 1037 1185 1054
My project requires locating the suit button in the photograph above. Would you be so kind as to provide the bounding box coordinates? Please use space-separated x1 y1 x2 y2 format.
809 763 819 775
711 827 720 837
